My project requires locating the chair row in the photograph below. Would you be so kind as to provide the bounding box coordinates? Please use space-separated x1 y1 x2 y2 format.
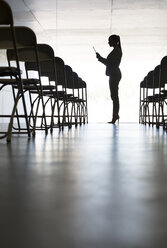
139 56 167 129
0 1 88 142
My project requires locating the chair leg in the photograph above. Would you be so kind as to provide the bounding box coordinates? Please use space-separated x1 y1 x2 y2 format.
12 86 21 130
6 91 24 142
20 88 31 138
32 97 40 136
50 100 56 132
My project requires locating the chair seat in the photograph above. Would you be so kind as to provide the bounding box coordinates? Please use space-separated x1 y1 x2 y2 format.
66 96 78 101
0 78 40 86
23 84 55 90
147 94 165 102
22 78 40 85
44 88 66 93
0 78 18 85
0 66 22 77
77 99 86 102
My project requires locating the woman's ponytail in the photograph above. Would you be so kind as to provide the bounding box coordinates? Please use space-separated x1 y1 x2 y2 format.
116 35 122 50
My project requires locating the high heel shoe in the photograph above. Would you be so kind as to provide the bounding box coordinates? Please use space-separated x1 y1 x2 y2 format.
108 116 120 124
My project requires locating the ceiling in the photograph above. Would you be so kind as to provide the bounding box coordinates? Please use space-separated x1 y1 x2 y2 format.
5 0 167 122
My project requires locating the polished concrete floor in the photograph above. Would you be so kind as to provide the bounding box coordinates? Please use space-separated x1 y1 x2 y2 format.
0 123 167 248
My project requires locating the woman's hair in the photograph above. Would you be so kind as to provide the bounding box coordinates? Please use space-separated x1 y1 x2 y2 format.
109 34 122 50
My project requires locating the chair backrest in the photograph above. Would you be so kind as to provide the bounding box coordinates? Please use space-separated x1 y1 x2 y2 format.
7 42 56 62
19 44 57 85
140 76 147 88
81 80 86 89
36 60 57 83
0 0 13 25
160 56 167 84
73 72 79 89
0 26 37 50
145 70 154 89
54 57 66 87
7 43 57 83
153 65 164 88
161 56 167 70
5 27 43 86
0 0 21 79
65 65 74 89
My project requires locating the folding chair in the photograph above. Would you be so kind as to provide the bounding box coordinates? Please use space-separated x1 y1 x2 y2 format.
139 77 146 124
65 67 88 126
53 57 71 129
0 0 31 142
73 72 88 126
78 78 88 124
64 65 80 126
157 56 167 129
24 59 56 131
140 70 154 125
139 65 165 127
6 43 59 135
24 49 69 131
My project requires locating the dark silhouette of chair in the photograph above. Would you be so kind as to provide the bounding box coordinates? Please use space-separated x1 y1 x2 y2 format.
54 57 71 129
24 59 58 131
140 68 160 125
139 58 167 128
65 65 88 126
65 65 79 126
0 1 31 141
6 36 52 136
157 56 167 129
73 73 88 125
24 47 70 131
150 65 165 126
78 78 88 124
16 44 64 132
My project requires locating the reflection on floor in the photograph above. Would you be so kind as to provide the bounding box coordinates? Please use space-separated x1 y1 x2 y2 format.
0 123 167 248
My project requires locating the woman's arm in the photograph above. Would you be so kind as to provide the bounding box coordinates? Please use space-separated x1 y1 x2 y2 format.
96 53 107 65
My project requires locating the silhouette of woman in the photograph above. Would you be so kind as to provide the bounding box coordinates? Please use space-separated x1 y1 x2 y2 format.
96 35 122 124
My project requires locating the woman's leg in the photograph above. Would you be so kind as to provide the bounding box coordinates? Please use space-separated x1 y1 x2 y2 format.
109 76 121 119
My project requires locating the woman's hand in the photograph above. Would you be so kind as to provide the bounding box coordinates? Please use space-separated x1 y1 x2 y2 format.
96 52 101 60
